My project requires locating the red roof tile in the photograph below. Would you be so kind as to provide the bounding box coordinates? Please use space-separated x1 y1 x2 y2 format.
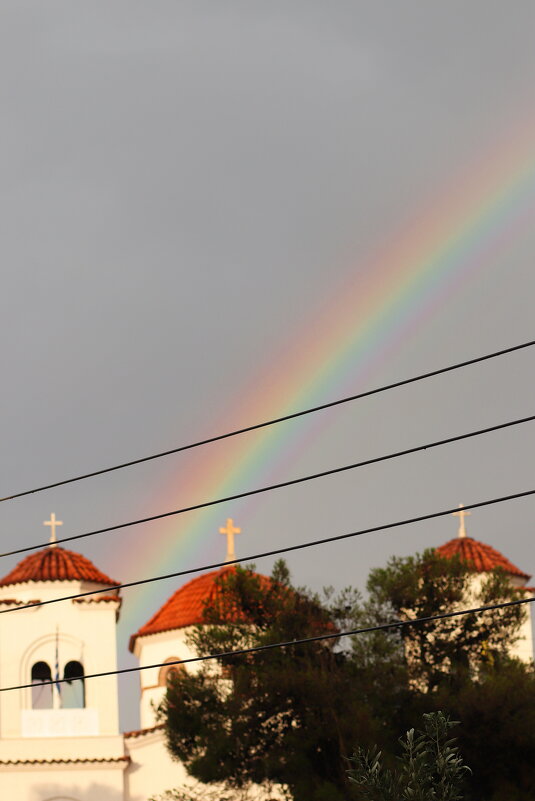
129 567 332 652
0 599 32 606
124 724 164 739
129 567 280 651
436 537 530 580
0 546 118 587
73 594 121 604
129 568 236 651
0 756 129 766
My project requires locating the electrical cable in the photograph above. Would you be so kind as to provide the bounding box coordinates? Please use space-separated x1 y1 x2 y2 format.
4 412 534 558
3 594 533 693
2 338 533 504
2 487 535 615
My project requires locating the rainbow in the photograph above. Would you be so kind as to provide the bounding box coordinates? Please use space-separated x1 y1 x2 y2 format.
111 120 535 633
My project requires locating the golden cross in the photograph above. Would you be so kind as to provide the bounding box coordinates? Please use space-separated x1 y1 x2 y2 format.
219 518 241 563
452 503 470 538
44 513 63 546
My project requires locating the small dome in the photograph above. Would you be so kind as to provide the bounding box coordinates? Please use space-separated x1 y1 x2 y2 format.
0 546 119 588
129 567 270 652
436 536 530 581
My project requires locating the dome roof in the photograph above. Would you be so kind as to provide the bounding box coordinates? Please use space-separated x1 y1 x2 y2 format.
0 546 119 588
129 566 271 652
436 536 530 581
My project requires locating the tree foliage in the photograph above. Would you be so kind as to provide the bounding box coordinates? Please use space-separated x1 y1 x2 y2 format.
404 661 535 801
158 552 533 800
365 549 526 689
348 711 470 801
159 561 377 801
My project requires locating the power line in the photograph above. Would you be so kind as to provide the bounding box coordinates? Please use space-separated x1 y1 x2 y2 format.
4 412 534 558
2 338 533 504
3 594 533 693
3 487 535 615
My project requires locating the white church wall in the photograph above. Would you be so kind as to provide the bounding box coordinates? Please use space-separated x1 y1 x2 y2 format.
0 734 125 762
124 729 287 801
468 573 534 664
0 580 121 739
73 602 121 735
133 628 197 729
124 728 189 801
513 603 534 663
0 761 126 801
21 708 99 738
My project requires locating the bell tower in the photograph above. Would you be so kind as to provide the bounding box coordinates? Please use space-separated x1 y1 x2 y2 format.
0 518 123 744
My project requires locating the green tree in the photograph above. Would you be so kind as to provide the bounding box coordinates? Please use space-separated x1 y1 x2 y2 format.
364 549 526 690
158 561 384 801
348 711 470 801
404 661 535 801
363 551 534 801
158 553 530 800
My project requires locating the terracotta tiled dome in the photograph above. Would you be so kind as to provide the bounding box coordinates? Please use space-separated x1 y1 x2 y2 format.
129 567 274 651
0 546 119 588
436 537 530 581
129 568 233 651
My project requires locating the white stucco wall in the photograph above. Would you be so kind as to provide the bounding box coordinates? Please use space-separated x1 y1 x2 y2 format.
0 579 121 739
512 598 534 662
124 728 286 801
124 727 189 801
133 628 198 729
0 761 126 801
468 573 534 663
0 577 126 800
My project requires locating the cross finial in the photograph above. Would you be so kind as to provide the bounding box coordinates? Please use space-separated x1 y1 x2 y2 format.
44 513 63 547
453 503 470 538
219 518 241 563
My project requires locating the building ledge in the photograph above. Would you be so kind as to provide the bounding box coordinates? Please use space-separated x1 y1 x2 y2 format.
0 756 130 766
124 724 164 739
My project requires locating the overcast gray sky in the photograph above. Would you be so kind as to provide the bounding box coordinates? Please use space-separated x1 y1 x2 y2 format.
1 2 534 730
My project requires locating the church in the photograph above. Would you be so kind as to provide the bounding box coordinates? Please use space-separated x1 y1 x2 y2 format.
0 511 532 800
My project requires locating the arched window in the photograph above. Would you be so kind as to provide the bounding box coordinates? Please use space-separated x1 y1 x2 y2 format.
31 661 53 709
62 661 85 708
158 658 183 687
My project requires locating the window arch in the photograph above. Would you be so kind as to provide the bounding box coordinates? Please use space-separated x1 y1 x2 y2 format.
31 661 53 709
158 658 183 687
62 661 85 708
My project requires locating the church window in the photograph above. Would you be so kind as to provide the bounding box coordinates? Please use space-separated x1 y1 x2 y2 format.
31 661 53 709
62 661 85 708
158 658 183 687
